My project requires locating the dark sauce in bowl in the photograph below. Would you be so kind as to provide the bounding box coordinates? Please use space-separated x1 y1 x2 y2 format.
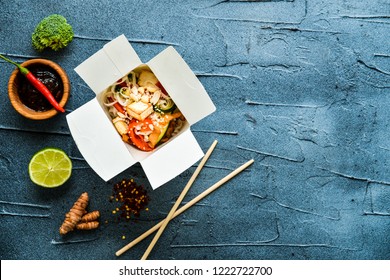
17 64 63 112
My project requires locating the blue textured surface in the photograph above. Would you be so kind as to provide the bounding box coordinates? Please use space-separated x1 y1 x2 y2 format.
1 0 389 260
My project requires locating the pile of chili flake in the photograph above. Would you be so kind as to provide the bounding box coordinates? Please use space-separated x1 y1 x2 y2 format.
110 178 150 221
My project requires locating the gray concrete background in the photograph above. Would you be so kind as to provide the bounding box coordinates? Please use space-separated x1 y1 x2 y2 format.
0 0 389 260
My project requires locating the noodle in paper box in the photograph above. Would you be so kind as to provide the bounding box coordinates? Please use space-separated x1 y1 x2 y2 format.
66 35 216 189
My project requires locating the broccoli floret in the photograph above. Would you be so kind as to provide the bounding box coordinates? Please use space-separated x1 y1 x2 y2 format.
32 14 74 52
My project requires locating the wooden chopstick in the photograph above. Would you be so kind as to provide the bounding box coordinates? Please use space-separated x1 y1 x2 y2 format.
116 158 254 257
141 140 219 260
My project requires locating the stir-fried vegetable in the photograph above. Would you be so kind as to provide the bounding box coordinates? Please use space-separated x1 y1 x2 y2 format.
103 70 185 151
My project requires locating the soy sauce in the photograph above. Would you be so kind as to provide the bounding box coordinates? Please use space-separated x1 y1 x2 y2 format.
17 65 63 112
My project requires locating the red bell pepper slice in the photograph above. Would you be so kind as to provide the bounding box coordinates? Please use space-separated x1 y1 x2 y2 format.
128 119 153 152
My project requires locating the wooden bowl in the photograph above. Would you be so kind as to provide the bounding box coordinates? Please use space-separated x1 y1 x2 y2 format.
8 58 70 120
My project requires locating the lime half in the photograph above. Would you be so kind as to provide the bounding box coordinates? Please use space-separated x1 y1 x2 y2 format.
28 148 72 188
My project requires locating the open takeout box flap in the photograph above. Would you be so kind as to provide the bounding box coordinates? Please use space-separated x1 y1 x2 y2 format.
147 46 216 126
66 99 137 181
140 128 203 189
74 34 142 95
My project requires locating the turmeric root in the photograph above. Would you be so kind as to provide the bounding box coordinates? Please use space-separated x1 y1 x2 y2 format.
80 210 100 222
76 211 100 231
59 192 89 235
76 221 99 230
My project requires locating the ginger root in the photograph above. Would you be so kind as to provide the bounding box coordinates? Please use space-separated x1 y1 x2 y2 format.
59 193 101 235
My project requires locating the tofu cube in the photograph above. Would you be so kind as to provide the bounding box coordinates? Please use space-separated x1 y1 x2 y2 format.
126 101 153 121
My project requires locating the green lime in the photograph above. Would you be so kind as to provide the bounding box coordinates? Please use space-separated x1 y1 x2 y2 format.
28 148 72 188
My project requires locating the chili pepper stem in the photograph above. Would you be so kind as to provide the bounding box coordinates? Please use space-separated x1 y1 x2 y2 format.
0 54 29 75
0 54 18 66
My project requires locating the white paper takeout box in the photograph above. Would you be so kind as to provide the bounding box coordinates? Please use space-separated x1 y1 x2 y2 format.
66 35 216 189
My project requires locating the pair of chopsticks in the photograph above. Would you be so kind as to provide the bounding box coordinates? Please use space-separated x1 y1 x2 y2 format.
115 140 254 259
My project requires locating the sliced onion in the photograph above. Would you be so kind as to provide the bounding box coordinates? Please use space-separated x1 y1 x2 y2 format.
102 92 117 107
114 92 129 107
114 76 127 85
103 100 117 107
108 106 118 118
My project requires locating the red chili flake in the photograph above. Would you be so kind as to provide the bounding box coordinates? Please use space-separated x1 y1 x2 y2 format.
110 178 150 222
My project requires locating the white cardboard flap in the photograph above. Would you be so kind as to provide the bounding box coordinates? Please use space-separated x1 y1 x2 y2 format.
66 99 137 181
103 34 142 76
147 47 216 125
75 35 142 94
75 49 122 94
140 129 203 189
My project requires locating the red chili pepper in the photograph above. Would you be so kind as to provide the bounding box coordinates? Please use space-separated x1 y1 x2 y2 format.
0 54 65 113
25 71 65 112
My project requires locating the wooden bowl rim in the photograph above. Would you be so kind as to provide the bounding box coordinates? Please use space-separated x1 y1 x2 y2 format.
8 58 70 120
